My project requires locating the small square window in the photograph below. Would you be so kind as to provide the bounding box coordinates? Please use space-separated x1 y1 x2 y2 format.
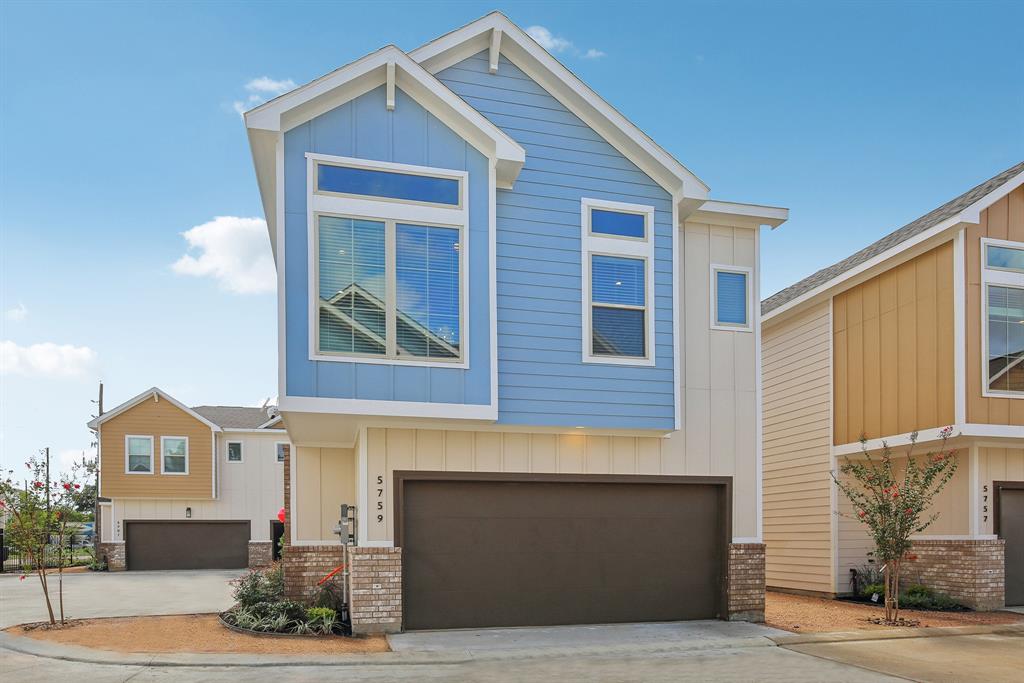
227 442 243 463
713 267 750 330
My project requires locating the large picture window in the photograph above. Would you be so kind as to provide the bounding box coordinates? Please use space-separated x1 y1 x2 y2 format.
982 238 1024 397
581 198 655 365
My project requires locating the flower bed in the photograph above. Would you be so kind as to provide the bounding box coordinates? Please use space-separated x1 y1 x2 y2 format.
222 564 351 637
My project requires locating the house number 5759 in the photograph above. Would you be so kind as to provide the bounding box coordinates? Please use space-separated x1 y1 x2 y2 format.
376 475 384 523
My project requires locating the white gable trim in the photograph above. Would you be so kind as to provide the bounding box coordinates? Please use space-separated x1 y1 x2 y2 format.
86 387 221 432
410 12 709 203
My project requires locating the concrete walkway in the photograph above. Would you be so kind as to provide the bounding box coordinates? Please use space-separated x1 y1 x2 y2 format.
0 569 239 628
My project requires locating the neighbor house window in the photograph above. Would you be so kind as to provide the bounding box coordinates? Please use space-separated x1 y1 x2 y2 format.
711 266 752 331
983 239 1024 396
125 435 153 474
581 198 655 365
161 436 188 475
312 155 466 364
227 441 243 463
276 443 288 463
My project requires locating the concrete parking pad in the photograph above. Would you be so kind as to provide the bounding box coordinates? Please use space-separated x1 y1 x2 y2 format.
388 620 788 654
0 569 239 627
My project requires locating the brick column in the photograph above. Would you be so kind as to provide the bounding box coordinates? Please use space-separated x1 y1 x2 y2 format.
904 539 1005 610
248 541 273 568
281 544 346 602
348 547 402 634
97 542 125 571
727 543 765 622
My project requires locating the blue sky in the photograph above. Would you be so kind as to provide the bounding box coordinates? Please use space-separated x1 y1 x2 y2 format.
1 0 1022 476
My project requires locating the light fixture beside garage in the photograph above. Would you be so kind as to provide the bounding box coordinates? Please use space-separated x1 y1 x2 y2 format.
185 507 192 519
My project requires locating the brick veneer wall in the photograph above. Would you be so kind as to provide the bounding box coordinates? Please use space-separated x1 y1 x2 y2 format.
348 547 403 634
248 541 273 568
727 543 766 622
281 544 346 602
904 539 1005 610
97 542 125 571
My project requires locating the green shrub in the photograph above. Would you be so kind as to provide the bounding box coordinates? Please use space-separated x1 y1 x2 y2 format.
231 566 284 607
305 606 338 635
860 582 884 598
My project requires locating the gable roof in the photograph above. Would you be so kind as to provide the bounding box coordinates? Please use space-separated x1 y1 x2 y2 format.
762 160 1024 320
86 387 222 432
245 43 526 258
191 405 283 431
409 11 709 205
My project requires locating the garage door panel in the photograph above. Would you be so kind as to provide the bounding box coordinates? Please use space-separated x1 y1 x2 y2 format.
125 521 249 570
999 486 1024 606
400 476 726 630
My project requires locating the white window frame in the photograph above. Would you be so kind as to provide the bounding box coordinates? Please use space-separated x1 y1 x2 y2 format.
980 237 1024 399
160 436 190 476
710 264 754 332
275 441 289 464
307 153 469 369
124 435 154 475
226 440 244 464
580 197 656 366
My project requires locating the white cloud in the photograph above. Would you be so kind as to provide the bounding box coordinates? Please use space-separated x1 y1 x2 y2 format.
1 341 97 378
232 76 295 117
526 25 605 60
5 303 27 321
527 25 573 53
172 216 275 294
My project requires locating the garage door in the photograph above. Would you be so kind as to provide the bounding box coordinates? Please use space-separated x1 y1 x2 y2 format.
997 483 1024 606
397 473 728 630
125 521 250 570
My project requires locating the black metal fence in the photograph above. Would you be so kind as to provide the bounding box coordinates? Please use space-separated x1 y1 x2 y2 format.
0 530 93 573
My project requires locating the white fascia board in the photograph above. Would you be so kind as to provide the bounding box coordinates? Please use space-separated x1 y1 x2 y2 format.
409 12 710 204
87 387 222 433
763 169 1024 327
691 200 789 228
279 395 498 421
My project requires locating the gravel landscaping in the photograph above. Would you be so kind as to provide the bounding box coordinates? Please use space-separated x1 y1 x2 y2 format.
767 591 1024 633
8 614 390 655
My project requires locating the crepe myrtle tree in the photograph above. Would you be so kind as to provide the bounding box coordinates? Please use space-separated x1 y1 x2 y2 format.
832 427 959 624
0 453 86 625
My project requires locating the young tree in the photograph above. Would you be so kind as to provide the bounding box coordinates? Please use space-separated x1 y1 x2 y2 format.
833 427 958 624
1 453 85 625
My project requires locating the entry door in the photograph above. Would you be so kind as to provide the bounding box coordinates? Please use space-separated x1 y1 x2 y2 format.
398 474 727 630
998 484 1024 606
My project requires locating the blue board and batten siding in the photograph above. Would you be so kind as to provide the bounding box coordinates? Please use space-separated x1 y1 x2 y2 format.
283 55 676 429
283 85 492 405
438 52 675 429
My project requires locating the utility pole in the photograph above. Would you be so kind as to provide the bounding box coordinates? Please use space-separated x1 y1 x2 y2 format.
92 382 103 554
45 447 51 517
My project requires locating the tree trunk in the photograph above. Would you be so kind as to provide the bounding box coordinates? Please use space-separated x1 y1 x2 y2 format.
34 549 55 625
891 559 902 623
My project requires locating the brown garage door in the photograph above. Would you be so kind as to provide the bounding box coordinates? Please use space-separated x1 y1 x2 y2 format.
997 483 1024 606
125 521 250 570
396 472 728 630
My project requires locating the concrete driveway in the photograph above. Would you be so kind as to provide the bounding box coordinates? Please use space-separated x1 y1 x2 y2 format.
0 569 239 627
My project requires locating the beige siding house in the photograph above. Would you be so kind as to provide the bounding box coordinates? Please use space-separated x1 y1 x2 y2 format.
762 161 1024 609
88 387 287 571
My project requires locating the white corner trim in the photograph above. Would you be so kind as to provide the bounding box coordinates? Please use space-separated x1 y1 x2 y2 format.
672 193 682 431
580 197 656 367
954 229 966 424
753 225 764 542
710 264 754 332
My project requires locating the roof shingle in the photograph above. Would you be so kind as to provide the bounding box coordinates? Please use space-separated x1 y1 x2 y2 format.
190 405 280 430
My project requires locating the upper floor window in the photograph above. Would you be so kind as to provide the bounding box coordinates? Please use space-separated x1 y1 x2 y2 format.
581 198 655 366
276 442 288 463
227 441 243 463
309 154 467 366
711 266 752 331
161 436 189 475
982 238 1024 396
126 435 153 474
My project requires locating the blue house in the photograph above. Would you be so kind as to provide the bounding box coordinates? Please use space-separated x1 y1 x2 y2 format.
246 12 787 633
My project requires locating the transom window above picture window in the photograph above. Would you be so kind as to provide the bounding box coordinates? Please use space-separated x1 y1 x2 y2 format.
581 198 655 365
982 238 1024 397
161 437 188 475
317 215 463 362
712 266 752 331
227 441 243 463
315 161 461 207
126 436 153 474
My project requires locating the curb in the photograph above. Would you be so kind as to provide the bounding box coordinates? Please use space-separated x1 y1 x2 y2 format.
771 622 1024 646
0 630 777 668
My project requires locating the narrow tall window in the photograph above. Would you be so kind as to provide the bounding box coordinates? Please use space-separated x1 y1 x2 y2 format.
396 224 461 359
581 198 655 365
711 266 752 331
318 216 387 356
126 436 153 473
162 437 188 474
227 441 243 463
982 239 1024 396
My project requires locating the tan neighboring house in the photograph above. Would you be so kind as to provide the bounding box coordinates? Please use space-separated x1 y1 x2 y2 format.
761 161 1024 610
88 387 288 571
